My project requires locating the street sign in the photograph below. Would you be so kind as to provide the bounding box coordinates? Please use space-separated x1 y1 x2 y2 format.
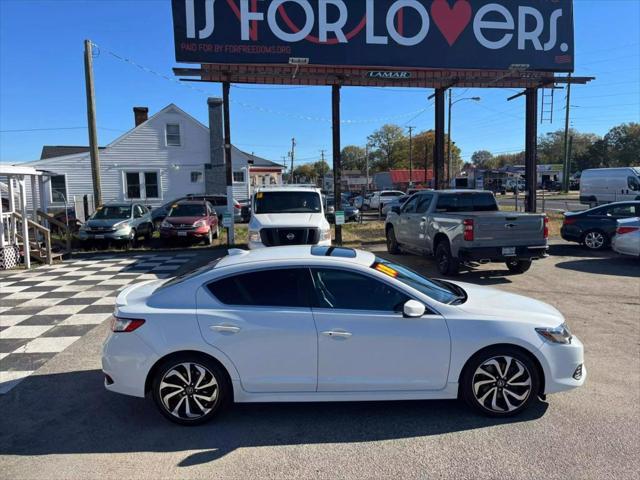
222 213 232 228
172 0 575 72
335 211 345 226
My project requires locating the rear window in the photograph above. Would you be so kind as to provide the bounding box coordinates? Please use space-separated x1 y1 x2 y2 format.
435 193 498 212
157 259 222 291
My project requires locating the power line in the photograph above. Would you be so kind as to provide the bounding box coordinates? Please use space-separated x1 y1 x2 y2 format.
0 126 124 133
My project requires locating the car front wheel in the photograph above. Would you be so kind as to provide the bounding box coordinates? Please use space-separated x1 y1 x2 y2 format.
461 348 540 417
152 355 229 425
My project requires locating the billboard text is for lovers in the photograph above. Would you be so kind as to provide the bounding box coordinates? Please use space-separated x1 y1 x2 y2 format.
172 0 574 72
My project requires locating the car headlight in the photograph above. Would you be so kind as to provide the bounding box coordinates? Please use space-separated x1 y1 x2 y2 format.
113 221 129 231
320 228 331 241
193 220 206 228
536 323 572 344
248 230 261 242
161 220 172 229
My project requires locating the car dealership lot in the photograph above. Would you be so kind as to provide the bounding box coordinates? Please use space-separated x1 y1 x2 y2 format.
1 243 639 480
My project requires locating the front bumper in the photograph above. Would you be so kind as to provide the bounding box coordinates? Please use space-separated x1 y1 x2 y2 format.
78 229 131 241
160 226 210 239
458 245 548 262
249 237 332 250
538 335 586 394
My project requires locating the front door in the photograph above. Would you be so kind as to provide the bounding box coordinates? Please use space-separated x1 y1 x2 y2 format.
396 195 420 245
196 267 317 393
310 267 450 392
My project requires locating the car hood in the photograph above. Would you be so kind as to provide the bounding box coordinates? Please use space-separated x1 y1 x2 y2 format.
449 281 564 327
251 213 326 228
86 219 129 228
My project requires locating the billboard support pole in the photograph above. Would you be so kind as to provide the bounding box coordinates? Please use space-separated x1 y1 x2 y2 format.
525 88 538 213
223 81 235 245
332 85 342 246
434 88 446 190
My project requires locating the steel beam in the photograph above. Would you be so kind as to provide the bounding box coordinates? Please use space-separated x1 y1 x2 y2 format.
525 88 538 213
332 85 342 245
434 88 446 190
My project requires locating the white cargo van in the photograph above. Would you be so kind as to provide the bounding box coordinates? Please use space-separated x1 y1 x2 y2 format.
580 167 640 206
248 185 332 249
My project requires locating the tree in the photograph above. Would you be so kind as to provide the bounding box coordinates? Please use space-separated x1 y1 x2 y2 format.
340 145 367 171
312 160 331 178
471 150 495 169
538 129 599 166
604 123 640 167
291 164 316 182
367 124 407 171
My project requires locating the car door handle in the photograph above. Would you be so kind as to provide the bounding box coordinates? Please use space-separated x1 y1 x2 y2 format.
210 324 241 333
322 330 352 339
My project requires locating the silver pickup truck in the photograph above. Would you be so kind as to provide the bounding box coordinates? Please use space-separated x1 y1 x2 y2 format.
385 190 548 275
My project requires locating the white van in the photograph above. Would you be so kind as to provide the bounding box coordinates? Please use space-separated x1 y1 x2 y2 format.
580 167 640 206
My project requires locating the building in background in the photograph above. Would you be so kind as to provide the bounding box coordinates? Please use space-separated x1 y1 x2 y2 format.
374 169 434 191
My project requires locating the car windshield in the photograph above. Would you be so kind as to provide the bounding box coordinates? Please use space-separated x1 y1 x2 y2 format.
169 204 206 217
254 192 322 214
372 257 466 305
91 206 131 220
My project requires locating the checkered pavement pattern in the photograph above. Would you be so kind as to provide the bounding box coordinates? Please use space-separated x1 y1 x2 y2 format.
0 252 198 394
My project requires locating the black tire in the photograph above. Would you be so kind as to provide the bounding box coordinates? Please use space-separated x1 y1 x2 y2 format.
151 354 231 426
144 224 154 242
506 259 532 274
386 226 401 254
126 229 137 250
460 346 541 417
582 229 608 250
435 241 459 276
204 228 213 246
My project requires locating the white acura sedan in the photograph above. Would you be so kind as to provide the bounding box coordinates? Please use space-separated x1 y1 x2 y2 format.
103 246 585 425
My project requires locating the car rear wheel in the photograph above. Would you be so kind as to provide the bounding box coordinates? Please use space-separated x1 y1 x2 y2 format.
435 241 459 276
582 230 607 250
386 226 401 254
506 259 532 274
461 348 540 417
152 355 229 425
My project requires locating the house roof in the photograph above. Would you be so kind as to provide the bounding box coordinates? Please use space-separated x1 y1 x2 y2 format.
389 169 434 184
40 146 105 160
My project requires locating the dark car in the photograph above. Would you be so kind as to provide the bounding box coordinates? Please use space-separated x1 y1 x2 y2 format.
561 201 639 250
159 200 219 245
152 195 242 227
325 198 360 223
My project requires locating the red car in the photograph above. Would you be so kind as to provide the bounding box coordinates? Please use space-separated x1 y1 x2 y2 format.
160 200 219 245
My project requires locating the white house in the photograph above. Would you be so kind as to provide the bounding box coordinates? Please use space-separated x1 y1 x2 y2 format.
17 103 283 213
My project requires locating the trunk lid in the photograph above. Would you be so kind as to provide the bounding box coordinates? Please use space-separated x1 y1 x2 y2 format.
469 211 546 246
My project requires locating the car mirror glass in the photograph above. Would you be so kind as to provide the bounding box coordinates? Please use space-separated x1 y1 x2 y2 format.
403 300 426 318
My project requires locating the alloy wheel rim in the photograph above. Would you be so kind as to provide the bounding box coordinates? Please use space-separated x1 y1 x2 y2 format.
585 232 604 249
472 356 532 413
159 362 219 420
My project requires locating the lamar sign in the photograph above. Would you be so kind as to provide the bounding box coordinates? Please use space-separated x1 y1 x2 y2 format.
172 0 574 72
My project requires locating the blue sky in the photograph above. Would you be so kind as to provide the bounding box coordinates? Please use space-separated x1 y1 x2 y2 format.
1 0 639 166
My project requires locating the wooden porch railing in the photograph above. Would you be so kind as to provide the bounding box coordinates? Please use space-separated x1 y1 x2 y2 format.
11 211 69 265
36 210 72 254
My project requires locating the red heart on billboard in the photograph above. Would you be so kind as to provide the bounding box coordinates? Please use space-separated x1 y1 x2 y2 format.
431 0 472 46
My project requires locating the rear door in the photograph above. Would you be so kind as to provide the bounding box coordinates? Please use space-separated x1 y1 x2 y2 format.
196 267 318 393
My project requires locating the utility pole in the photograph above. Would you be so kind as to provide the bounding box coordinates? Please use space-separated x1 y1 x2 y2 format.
222 81 235 245
447 90 453 187
365 144 370 191
83 39 102 206
332 85 342 245
407 126 415 187
562 74 572 193
290 138 296 183
424 141 429 187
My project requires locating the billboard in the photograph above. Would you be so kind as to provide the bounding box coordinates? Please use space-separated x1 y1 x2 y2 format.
172 0 574 72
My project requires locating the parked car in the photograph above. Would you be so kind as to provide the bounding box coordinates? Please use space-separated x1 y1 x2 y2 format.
612 217 640 257
152 195 242 228
78 203 153 247
248 185 331 249
368 190 405 211
560 201 639 250
385 190 548 275
382 194 410 216
580 167 640 207
103 245 585 425
352 193 373 209
325 198 360 223
159 200 219 245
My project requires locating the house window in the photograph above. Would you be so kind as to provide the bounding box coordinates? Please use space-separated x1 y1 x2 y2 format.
125 171 160 200
191 171 203 183
166 124 181 146
233 171 245 183
50 175 67 203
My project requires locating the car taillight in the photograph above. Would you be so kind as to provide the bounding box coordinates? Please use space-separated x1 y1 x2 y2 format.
544 216 549 239
463 219 474 241
563 217 577 226
110 316 145 332
617 226 639 235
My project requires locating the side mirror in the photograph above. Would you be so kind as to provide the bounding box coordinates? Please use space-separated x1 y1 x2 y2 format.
403 300 426 318
391 206 401 214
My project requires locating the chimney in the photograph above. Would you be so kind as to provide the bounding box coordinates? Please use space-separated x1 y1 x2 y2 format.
133 107 149 127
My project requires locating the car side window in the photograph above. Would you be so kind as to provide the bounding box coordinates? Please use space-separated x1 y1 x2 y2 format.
416 194 433 213
608 205 636 217
134 205 143 218
207 268 311 308
401 196 419 214
311 268 409 312
628 176 640 191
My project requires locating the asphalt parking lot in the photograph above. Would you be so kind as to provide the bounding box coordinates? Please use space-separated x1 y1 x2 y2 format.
1 242 639 480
